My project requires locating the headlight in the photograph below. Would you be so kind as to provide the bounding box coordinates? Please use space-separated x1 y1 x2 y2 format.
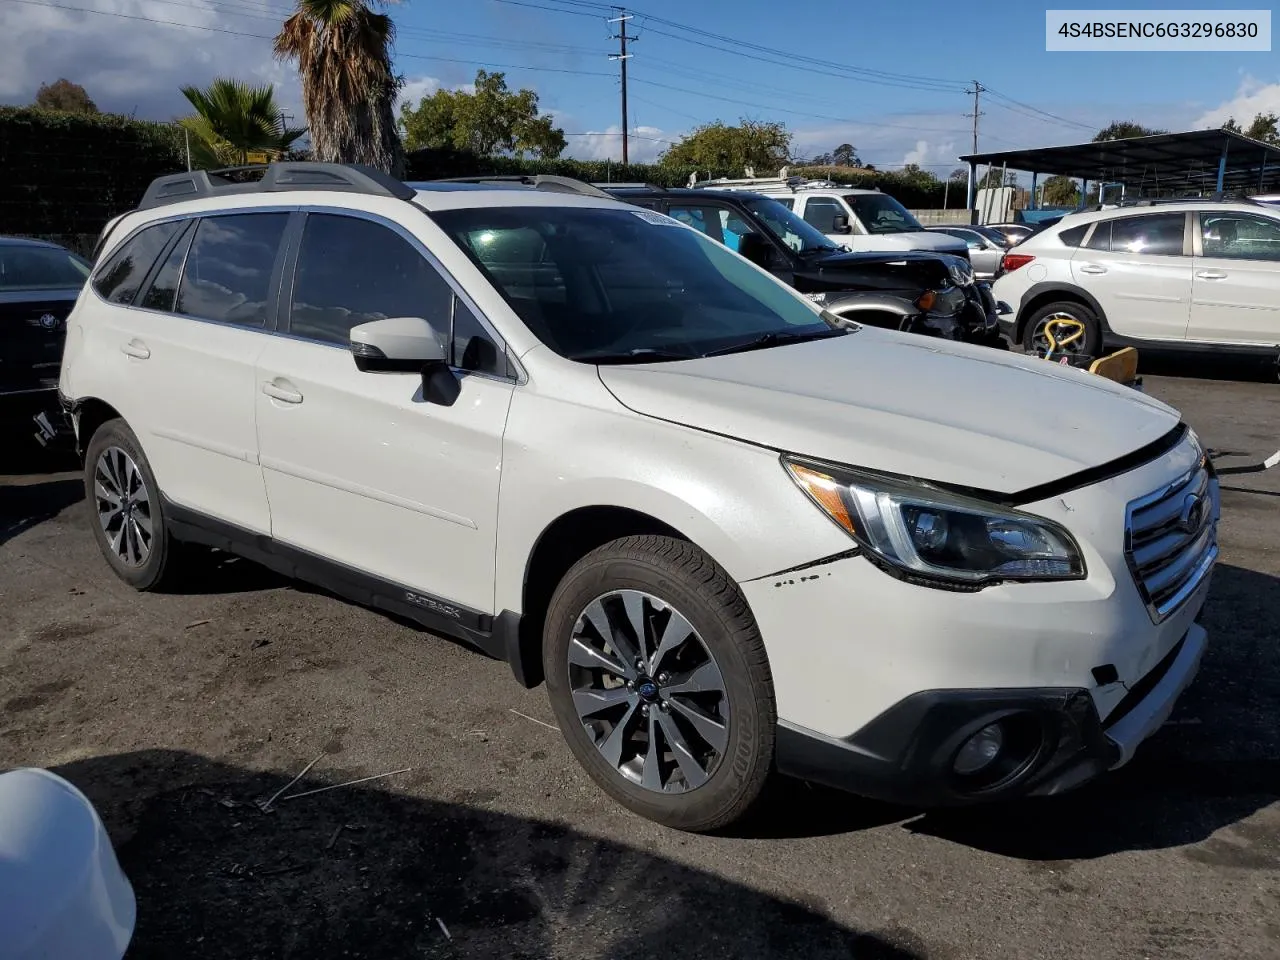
784 458 1085 586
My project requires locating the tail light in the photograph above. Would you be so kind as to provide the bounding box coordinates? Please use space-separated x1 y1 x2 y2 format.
1001 253 1035 273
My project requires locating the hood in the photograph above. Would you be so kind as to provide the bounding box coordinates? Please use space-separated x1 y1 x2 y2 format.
597 327 1180 495
849 232 967 255
796 249 954 296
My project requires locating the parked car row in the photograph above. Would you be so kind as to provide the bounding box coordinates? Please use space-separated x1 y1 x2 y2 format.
51 162 1218 834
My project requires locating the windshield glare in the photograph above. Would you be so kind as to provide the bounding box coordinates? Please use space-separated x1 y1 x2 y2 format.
844 194 924 234
740 197 839 254
434 206 840 362
0 245 90 290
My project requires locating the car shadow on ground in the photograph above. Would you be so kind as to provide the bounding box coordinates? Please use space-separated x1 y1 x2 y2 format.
54 749 922 960
1136 351 1277 383
0 473 82 548
752 563 1280 864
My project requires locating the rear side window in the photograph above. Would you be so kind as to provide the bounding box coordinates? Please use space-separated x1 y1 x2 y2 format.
139 224 194 312
1107 213 1186 256
1058 224 1087 247
1084 221 1111 251
93 221 182 304
176 214 288 328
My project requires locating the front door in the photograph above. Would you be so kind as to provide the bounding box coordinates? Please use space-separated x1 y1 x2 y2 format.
253 210 515 615
1070 211 1193 342
1187 210 1280 345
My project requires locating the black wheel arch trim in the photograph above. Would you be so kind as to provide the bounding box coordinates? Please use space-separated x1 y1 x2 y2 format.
1015 281 1111 343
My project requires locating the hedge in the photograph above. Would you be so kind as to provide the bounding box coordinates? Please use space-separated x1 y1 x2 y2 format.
0 107 186 236
0 111 969 239
404 148 965 208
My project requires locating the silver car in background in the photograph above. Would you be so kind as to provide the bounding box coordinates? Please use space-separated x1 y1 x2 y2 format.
927 225 1008 280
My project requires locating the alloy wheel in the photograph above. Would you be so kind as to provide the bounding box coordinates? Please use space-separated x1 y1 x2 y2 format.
94 446 153 567
567 589 730 793
1032 312 1090 356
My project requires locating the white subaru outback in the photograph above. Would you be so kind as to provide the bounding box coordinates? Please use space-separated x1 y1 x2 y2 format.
59 164 1219 831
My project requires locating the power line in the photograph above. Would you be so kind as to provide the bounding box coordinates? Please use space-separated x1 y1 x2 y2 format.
983 86 1096 132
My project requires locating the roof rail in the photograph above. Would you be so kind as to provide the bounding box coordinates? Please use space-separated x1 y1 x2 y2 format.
430 175 614 200
593 182 666 191
137 162 417 211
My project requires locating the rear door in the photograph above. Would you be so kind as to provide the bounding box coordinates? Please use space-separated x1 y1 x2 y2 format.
1070 212 1193 342
86 211 287 533
1186 209 1280 345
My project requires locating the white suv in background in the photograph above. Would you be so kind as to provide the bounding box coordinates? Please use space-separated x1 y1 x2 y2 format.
695 176 969 258
60 164 1217 832
993 199 1280 360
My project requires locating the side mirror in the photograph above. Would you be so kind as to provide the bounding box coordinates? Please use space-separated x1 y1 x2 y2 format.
349 316 459 406
736 232 773 268
831 214 852 234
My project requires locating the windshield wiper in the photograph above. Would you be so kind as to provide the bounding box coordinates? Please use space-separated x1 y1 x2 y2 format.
701 328 845 358
573 347 697 365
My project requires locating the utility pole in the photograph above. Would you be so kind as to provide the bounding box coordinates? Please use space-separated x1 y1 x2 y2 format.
965 80 985 222
609 8 633 164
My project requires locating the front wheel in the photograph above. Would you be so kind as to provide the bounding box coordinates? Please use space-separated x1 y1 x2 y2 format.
542 535 775 832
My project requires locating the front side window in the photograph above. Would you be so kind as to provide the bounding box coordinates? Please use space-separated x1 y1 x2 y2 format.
0 244 90 291
435 206 842 363
801 198 845 234
1200 212 1280 261
289 213 505 374
842 194 924 234
92 220 182 304
176 214 288 327
740 196 837 255
1107 213 1186 256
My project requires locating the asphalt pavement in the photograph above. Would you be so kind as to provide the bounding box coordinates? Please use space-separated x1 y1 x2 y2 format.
1 361 1277 960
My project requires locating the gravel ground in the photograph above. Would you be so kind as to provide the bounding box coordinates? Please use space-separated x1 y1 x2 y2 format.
1 361 1277 960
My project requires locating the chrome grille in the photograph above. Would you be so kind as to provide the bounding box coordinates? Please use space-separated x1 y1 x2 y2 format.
1124 458 1219 622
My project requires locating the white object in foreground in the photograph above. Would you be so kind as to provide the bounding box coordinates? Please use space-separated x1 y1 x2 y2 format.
0 768 136 960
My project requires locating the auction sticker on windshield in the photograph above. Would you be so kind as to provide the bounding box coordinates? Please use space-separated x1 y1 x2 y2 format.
1046 10 1270 51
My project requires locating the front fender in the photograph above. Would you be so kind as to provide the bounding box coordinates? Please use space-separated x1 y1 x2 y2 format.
493 381 854 614
824 292 918 318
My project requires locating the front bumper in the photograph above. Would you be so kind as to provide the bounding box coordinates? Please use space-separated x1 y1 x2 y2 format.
775 623 1206 806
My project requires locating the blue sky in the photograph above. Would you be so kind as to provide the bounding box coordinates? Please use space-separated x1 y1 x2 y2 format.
2 0 1278 171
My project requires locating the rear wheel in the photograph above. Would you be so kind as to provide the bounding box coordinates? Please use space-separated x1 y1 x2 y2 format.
1022 301 1102 357
543 535 775 832
84 419 184 591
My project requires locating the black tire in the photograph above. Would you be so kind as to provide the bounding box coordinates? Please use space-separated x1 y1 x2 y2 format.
1022 300 1102 357
543 535 775 832
83 418 183 591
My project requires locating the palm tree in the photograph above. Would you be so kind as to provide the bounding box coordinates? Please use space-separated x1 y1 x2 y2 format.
273 0 405 175
179 78 306 167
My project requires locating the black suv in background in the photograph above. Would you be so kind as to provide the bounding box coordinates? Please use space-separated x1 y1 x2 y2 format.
602 185 1005 345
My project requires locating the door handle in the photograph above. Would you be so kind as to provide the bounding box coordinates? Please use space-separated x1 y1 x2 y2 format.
120 339 150 360
1195 269 1228 280
261 380 303 404
1077 263 1108 275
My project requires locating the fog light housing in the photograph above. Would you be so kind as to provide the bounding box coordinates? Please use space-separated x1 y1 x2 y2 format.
953 722 1004 775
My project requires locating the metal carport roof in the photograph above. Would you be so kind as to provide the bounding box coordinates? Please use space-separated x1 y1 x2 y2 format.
960 128 1280 195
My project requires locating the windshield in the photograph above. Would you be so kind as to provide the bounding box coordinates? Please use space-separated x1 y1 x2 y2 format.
739 196 840 254
843 194 925 234
0 244 90 290
433 206 842 363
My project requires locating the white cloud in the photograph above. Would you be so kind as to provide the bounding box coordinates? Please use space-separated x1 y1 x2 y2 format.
563 124 667 164
1192 74 1280 128
0 0 301 121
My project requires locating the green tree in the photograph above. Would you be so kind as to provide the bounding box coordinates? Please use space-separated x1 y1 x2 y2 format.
1224 112 1280 145
1040 174 1080 206
948 167 969 182
660 119 792 171
399 70 566 158
274 0 404 175
977 168 1017 189
178 78 305 167
1093 121 1167 142
831 142 859 167
33 78 97 114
